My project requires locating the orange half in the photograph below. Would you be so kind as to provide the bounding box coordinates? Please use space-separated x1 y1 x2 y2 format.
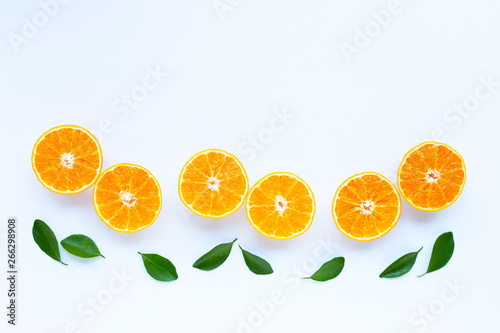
246 172 315 240
398 141 466 211
32 125 103 194
332 172 401 241
178 149 249 218
93 163 162 233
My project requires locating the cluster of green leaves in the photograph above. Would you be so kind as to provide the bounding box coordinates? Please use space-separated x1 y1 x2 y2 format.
192 238 273 275
33 219 455 283
32 219 105 266
192 239 346 282
133 238 276 281
379 232 454 279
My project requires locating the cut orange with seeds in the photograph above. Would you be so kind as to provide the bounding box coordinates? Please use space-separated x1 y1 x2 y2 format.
32 125 103 194
332 172 401 241
398 141 466 211
178 149 249 218
246 172 315 240
93 163 162 233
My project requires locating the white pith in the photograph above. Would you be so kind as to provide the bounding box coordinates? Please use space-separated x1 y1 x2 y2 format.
119 190 136 207
425 169 440 183
60 153 75 169
207 176 220 192
359 200 375 214
274 195 288 216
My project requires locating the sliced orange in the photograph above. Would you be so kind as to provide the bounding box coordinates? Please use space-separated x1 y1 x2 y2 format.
332 172 401 241
32 125 103 194
178 149 249 218
246 172 315 240
93 163 162 233
398 141 466 211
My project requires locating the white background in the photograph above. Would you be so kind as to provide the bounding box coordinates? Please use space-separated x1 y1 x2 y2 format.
1 1 500 332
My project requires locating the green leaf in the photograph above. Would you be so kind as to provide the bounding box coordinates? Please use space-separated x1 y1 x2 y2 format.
380 247 422 278
239 245 273 275
303 257 345 282
32 219 67 265
193 238 237 271
419 232 454 277
61 234 105 259
138 252 178 282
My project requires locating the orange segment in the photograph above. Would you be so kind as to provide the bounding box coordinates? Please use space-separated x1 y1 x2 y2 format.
398 141 466 211
246 172 315 240
93 163 162 233
31 125 103 194
332 172 401 241
178 149 249 218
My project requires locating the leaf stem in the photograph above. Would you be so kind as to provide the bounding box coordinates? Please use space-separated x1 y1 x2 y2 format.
414 247 424 277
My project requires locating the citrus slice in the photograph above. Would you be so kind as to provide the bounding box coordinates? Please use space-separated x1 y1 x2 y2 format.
332 172 401 241
93 163 162 233
32 125 103 194
178 149 249 218
397 141 466 211
246 172 315 240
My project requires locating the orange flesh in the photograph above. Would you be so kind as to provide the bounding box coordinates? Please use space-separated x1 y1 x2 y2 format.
246 173 315 239
179 150 248 218
398 142 465 210
32 126 102 193
333 173 401 241
94 164 161 232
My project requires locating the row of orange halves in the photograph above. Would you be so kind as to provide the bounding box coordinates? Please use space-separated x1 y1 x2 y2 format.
32 125 466 241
